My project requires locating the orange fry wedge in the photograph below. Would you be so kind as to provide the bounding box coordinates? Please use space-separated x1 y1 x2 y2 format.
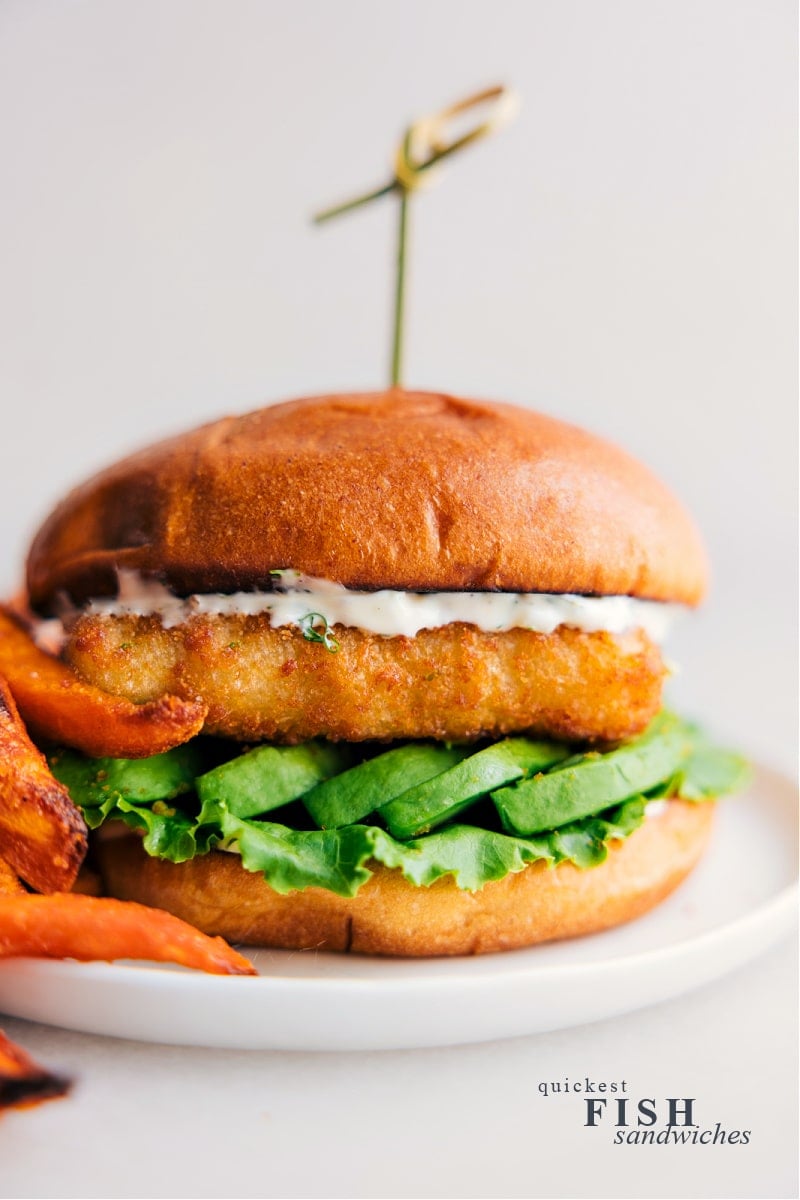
0 1028 71 1112
0 606 207 758
0 858 24 896
0 677 87 893
0 894 256 975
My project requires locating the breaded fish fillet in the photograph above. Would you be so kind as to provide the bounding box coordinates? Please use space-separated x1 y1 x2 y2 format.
64 614 665 745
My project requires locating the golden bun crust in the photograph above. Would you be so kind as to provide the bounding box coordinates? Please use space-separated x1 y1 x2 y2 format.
28 391 707 611
95 801 714 957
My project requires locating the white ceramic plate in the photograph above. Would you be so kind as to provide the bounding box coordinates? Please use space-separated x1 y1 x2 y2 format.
0 764 795 1051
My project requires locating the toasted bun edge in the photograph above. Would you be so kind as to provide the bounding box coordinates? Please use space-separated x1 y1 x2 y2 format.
95 800 714 957
28 391 708 610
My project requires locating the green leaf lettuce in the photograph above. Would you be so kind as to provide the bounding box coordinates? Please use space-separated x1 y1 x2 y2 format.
49 714 745 897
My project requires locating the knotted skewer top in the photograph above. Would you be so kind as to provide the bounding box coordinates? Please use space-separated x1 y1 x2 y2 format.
314 85 519 385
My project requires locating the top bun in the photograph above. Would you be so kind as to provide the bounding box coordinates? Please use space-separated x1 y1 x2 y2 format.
27 390 707 611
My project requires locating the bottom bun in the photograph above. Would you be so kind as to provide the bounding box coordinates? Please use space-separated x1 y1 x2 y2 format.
96 800 714 957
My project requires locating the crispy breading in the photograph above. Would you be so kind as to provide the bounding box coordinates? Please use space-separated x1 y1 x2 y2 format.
64 614 665 745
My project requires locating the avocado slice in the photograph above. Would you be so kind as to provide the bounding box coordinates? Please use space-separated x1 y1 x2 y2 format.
492 713 693 835
380 738 569 839
50 743 205 810
196 741 351 820
303 743 469 828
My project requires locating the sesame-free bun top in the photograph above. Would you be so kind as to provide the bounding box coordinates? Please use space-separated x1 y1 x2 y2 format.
27 390 708 611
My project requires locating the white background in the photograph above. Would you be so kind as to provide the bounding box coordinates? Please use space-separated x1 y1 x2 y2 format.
0 2 796 1198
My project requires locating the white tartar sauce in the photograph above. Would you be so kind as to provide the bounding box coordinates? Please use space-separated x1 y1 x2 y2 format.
82 569 681 643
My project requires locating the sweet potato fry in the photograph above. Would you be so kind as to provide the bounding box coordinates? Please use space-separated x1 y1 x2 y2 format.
0 858 24 896
0 678 87 893
0 606 207 758
0 894 256 975
0 1029 71 1111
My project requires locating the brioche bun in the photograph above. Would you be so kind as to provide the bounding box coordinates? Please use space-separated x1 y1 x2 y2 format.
27 391 707 612
95 800 714 956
